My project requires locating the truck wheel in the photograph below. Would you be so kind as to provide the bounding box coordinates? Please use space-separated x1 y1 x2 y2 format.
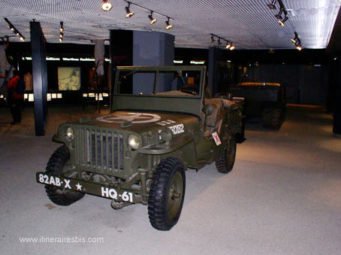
262 108 282 129
45 145 84 206
215 139 236 173
148 157 186 231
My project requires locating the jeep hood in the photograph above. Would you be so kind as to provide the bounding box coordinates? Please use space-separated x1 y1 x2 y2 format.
75 111 199 133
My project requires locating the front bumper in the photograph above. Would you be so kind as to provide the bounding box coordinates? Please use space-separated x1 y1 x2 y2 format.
36 172 139 203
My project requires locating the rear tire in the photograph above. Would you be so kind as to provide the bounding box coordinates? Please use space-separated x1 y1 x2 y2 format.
262 108 282 129
215 139 236 173
45 145 84 206
148 157 186 231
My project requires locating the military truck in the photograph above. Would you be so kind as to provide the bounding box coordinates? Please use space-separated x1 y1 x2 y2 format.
229 82 286 129
36 66 244 231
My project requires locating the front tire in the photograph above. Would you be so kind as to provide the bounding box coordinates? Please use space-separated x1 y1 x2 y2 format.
215 139 236 173
148 157 186 231
45 145 84 206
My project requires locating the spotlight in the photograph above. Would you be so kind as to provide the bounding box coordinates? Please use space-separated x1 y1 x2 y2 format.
229 43 236 51
274 4 288 27
148 11 157 25
125 2 134 18
165 17 173 30
59 21 64 33
278 15 288 27
291 32 302 50
291 32 299 44
267 0 277 10
4 17 25 42
101 0 112 11
59 21 64 42
210 34 233 50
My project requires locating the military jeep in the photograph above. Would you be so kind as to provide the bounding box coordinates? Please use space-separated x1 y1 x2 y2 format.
36 66 244 231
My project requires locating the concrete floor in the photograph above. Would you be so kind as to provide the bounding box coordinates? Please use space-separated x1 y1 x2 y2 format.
0 104 340 255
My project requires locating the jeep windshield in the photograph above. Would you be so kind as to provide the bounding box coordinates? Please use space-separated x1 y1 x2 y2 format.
116 68 203 97
112 66 206 117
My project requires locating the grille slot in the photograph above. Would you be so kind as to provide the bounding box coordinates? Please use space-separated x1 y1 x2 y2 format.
76 128 124 170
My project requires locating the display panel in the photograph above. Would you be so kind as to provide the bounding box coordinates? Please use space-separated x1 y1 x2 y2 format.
58 67 81 91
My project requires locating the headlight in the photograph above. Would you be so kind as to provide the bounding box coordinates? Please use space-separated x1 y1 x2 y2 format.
128 134 142 150
66 127 74 141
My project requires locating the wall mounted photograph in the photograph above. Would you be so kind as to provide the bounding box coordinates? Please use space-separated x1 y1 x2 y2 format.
58 67 81 91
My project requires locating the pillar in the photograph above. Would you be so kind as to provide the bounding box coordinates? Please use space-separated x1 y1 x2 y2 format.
208 47 222 96
30 21 47 136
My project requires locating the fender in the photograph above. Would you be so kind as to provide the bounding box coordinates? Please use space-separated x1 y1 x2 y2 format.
138 134 194 155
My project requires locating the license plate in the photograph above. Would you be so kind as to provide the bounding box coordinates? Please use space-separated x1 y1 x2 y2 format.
36 172 134 203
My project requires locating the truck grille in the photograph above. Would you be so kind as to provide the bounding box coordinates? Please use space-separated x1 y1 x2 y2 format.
75 128 125 170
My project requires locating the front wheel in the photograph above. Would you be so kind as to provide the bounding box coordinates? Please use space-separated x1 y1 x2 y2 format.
215 139 236 173
148 157 186 231
45 145 84 206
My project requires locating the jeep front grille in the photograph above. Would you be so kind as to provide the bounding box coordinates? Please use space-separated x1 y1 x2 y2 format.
75 128 125 170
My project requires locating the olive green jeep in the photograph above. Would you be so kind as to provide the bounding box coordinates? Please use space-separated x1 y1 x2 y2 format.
36 66 244 231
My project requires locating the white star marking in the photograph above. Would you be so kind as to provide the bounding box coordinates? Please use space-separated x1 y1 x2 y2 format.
75 183 82 191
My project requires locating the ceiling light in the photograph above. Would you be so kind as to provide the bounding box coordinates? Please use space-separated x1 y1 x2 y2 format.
295 41 302 51
273 2 288 27
210 34 233 49
296 44 302 51
101 0 112 11
148 11 157 25
59 21 64 42
125 2 134 18
278 15 288 27
267 0 277 10
291 32 298 44
291 32 302 51
4 17 25 42
165 17 173 30
59 21 64 33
